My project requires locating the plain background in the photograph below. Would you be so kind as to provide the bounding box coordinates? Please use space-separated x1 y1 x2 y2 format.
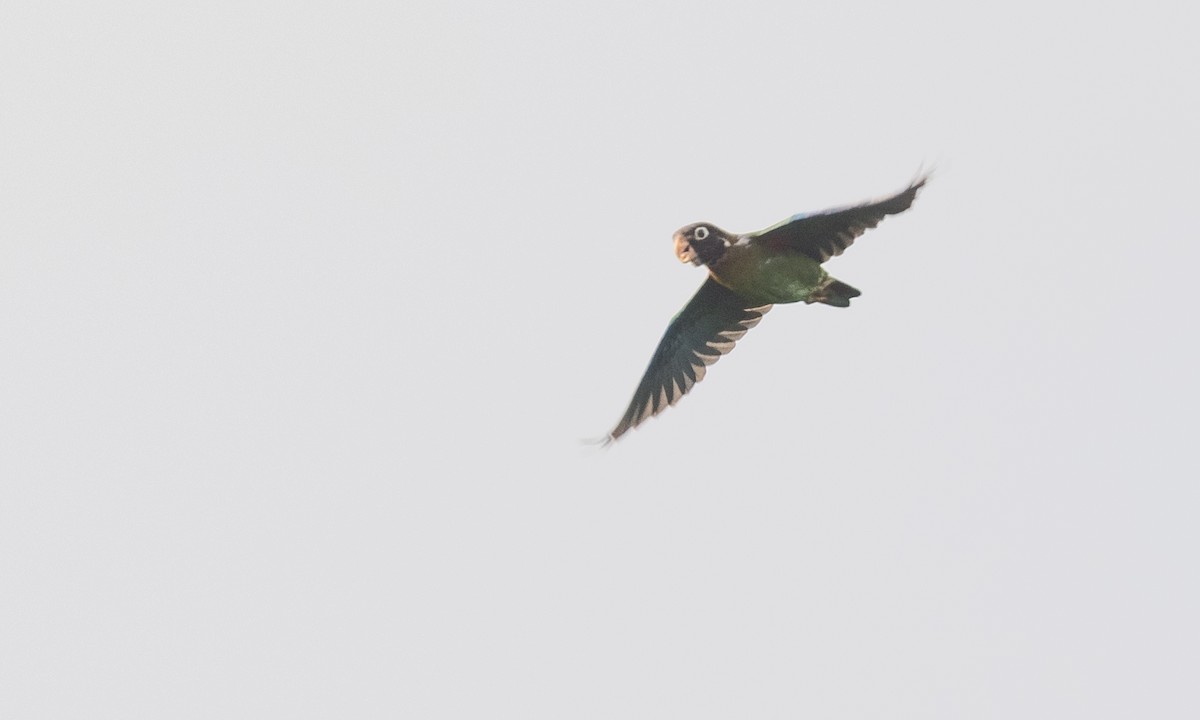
3 1 1198 718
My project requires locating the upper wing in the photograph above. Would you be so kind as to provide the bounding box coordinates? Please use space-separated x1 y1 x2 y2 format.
749 175 928 263
606 277 771 443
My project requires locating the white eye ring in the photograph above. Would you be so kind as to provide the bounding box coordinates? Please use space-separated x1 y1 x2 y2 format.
694 226 709 241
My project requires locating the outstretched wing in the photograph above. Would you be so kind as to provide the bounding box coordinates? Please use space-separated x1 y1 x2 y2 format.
749 175 928 263
607 277 771 443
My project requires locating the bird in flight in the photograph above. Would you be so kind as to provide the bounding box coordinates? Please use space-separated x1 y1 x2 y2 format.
603 174 929 444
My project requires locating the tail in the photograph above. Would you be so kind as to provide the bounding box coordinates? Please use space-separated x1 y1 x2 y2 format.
812 278 861 308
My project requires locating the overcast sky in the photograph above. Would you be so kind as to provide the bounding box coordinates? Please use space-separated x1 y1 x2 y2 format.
3 1 1198 718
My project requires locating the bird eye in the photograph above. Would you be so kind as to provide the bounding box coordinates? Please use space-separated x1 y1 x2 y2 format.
694 226 709 241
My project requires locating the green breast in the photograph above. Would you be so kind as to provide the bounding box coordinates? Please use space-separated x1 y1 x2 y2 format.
710 244 826 305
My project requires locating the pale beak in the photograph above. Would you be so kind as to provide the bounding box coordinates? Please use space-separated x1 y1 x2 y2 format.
673 232 699 265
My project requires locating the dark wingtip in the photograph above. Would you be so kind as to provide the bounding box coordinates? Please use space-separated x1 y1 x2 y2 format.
910 165 934 192
581 433 618 449
880 170 932 215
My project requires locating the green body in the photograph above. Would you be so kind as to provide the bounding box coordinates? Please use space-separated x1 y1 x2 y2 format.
710 244 827 306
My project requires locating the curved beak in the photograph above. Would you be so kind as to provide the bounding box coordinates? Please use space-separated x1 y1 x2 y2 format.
673 232 699 265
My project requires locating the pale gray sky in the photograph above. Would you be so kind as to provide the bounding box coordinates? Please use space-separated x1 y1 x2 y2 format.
3 1 1198 718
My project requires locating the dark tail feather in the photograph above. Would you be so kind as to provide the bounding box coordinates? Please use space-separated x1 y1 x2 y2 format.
814 279 861 308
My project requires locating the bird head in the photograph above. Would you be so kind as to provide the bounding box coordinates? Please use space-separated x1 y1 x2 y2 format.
673 223 731 267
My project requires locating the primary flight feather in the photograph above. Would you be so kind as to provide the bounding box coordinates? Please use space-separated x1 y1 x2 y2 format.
605 174 929 444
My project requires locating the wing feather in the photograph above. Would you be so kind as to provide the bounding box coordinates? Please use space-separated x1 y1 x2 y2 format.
607 277 771 442
750 175 928 263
